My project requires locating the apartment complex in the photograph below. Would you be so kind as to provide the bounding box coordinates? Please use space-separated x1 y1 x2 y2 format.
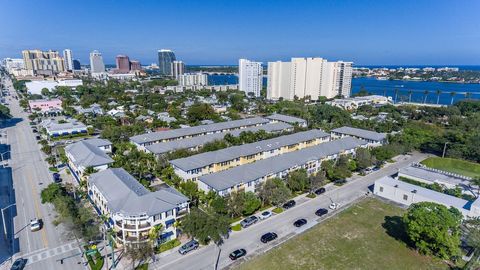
87 168 189 245
65 138 113 178
239 59 263 97
179 73 208 86
331 126 387 146
171 60 185 79
266 113 307 128
197 137 368 196
267 57 352 100
130 117 270 149
22 49 65 76
144 122 293 156
170 129 330 181
41 119 87 137
90 50 105 73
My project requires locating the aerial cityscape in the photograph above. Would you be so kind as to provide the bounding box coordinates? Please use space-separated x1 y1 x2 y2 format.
0 1 479 270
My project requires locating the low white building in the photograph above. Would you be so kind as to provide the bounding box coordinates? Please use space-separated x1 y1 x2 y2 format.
41 119 88 137
374 176 480 218
327 95 392 110
65 138 113 178
25 79 83 95
87 168 189 246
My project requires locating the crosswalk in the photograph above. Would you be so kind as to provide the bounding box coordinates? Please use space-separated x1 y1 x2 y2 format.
23 242 81 266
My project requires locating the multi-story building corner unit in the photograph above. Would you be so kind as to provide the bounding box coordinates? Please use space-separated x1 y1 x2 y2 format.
87 168 189 245
158 49 176 76
90 50 105 74
266 113 307 128
170 129 330 181
130 117 271 150
198 137 369 196
267 57 353 100
374 176 480 219
239 59 263 97
22 49 65 76
171 60 185 79
41 119 88 137
179 73 208 86
144 122 293 156
331 126 387 146
65 138 113 179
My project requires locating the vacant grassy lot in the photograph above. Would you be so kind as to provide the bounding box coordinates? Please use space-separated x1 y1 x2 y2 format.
237 198 448 270
421 157 480 178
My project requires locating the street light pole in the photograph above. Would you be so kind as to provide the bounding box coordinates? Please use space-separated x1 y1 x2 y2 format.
442 142 449 158
1 203 15 239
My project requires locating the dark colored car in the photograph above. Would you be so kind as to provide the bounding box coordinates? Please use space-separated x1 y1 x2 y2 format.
35 135 41 140
32 129 38 133
10 258 27 270
229 248 247 260
315 208 328 217
293 218 307 227
314 187 326 195
282 200 296 209
261 232 278 243
53 173 61 183
178 240 199 255
240 216 258 228
334 179 347 185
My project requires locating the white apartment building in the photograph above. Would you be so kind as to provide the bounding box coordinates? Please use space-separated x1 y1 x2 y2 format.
239 59 263 97
179 73 208 86
267 57 353 100
171 60 185 79
63 49 74 71
90 50 105 74
2 58 25 75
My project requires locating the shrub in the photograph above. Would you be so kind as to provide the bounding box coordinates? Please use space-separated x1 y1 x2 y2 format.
231 224 242 231
157 239 181 253
272 207 283 214
306 193 316 199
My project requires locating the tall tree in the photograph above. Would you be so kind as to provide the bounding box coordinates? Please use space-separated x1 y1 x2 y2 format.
450 92 456 105
181 207 230 245
258 178 291 207
436 89 442 104
286 169 309 192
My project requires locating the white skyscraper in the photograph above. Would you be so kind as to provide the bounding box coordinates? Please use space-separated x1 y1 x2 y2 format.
89 50 105 74
238 59 263 97
171 60 185 79
63 49 74 71
267 57 352 100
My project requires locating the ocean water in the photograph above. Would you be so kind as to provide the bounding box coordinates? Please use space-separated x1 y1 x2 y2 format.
207 75 480 105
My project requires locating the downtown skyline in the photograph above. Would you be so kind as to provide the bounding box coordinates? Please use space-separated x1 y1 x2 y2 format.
1 0 479 65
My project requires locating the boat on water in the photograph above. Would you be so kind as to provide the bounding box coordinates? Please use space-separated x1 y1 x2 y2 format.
376 77 388 80
394 85 405 87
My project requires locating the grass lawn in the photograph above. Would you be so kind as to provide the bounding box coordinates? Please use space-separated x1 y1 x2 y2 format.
421 157 480 178
237 198 449 270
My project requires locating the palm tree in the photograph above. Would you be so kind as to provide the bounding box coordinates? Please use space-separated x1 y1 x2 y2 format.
394 89 399 103
383 89 387 97
450 91 456 105
408 90 413 103
435 90 442 104
472 177 480 197
423 90 429 104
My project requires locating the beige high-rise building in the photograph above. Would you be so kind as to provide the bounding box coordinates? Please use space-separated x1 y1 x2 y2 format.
267 57 352 100
22 49 65 76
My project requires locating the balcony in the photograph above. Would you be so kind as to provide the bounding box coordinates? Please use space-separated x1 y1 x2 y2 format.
124 235 149 243
115 221 151 231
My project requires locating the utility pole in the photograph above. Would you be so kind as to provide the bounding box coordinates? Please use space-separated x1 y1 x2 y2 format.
442 142 449 158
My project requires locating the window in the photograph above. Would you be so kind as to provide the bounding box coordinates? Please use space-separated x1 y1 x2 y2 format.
379 187 384 192
403 194 408 201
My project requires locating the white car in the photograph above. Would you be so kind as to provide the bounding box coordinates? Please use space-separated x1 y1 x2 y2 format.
30 219 41 232
259 211 272 220
329 203 339 210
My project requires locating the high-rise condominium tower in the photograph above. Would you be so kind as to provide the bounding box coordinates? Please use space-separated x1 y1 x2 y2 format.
171 60 185 79
116 55 130 72
63 49 74 71
158 49 176 76
22 49 65 75
239 59 263 97
267 57 352 100
89 50 105 74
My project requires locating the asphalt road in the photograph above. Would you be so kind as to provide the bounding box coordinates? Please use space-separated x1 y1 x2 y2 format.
149 152 428 270
0 76 85 270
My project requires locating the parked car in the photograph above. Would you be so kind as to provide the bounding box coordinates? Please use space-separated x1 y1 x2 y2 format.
240 216 258 228
32 129 38 133
329 202 339 210
229 248 247 260
334 179 347 185
53 173 61 183
314 187 326 195
293 218 307 227
259 211 272 220
10 258 27 270
260 232 278 243
35 135 41 140
178 240 199 255
315 208 328 217
30 219 42 232
282 200 296 209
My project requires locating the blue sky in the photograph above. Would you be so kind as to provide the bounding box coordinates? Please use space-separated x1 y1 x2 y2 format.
1 0 479 65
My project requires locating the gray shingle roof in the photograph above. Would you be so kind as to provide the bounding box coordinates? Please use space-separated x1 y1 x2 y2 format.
170 129 329 172
145 122 293 155
130 117 270 145
332 126 386 142
89 168 188 216
41 119 87 133
65 139 113 168
198 137 368 191
399 165 471 187
266 113 306 125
